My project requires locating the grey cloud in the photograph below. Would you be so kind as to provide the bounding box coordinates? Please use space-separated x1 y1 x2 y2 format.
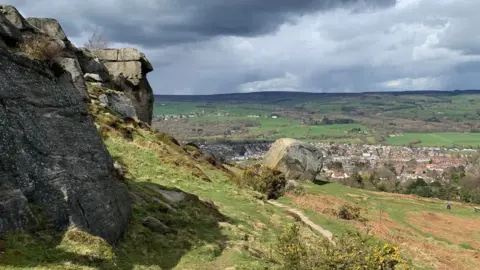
436 19 480 56
10 0 396 46
5 0 480 95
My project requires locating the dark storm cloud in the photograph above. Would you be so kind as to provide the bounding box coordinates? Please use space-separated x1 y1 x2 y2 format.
83 0 396 46
6 0 480 95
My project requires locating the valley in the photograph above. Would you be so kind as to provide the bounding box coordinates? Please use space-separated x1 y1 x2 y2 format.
153 91 480 147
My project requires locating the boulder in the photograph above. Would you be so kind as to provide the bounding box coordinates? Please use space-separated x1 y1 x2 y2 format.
92 48 154 124
84 73 103 83
142 216 170 233
0 48 131 244
143 183 188 204
263 138 323 181
98 92 138 119
26 17 67 41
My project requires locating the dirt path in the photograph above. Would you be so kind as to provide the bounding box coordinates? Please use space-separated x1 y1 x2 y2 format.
267 200 335 244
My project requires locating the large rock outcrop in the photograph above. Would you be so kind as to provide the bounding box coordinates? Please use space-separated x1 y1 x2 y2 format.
0 5 90 101
263 138 323 181
0 6 155 123
0 48 131 244
92 48 154 124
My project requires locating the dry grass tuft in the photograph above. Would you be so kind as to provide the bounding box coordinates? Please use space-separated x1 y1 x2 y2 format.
286 193 346 217
407 212 480 250
19 35 64 64
57 228 115 262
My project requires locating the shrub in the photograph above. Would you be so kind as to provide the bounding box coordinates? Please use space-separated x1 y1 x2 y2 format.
276 223 306 269
239 164 287 199
337 203 363 221
84 27 109 50
285 180 307 196
276 223 408 270
19 35 64 64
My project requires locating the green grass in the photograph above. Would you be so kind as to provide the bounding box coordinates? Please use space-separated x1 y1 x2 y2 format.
386 132 480 147
1 84 313 270
0 127 304 270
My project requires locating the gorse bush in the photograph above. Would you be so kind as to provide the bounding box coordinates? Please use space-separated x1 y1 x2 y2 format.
338 203 363 221
276 223 306 269
239 164 287 199
276 223 408 270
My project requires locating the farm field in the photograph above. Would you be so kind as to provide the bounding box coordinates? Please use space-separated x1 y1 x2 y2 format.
153 91 480 146
386 133 480 147
278 181 480 270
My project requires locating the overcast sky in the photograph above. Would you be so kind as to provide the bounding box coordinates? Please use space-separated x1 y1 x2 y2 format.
6 0 480 95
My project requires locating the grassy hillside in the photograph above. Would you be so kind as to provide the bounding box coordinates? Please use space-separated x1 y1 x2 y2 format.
277 181 480 270
1 83 406 269
8 83 480 269
0 84 300 269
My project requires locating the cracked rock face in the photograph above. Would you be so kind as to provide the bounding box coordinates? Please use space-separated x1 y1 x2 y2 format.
0 48 131 244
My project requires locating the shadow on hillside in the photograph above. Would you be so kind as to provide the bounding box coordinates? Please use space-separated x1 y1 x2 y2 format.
313 179 330 186
0 181 229 270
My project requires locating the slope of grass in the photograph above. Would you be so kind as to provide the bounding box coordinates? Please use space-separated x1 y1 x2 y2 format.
279 181 480 270
0 84 304 270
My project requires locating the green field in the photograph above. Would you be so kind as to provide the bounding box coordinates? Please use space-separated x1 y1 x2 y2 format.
154 91 480 146
189 115 368 140
386 133 480 147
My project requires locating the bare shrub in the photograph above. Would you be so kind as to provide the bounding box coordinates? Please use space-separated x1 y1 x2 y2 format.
84 27 109 50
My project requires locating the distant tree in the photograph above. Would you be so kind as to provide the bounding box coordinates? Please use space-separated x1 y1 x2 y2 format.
84 27 109 50
328 161 343 170
408 139 422 148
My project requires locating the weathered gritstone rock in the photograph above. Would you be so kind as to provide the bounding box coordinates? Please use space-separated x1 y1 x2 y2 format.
76 49 111 81
263 138 324 181
0 5 34 32
0 7 90 102
26 17 67 41
0 9 21 45
98 92 138 119
0 48 131 244
93 48 154 124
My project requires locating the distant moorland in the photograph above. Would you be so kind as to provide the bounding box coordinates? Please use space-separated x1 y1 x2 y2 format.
153 90 480 147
